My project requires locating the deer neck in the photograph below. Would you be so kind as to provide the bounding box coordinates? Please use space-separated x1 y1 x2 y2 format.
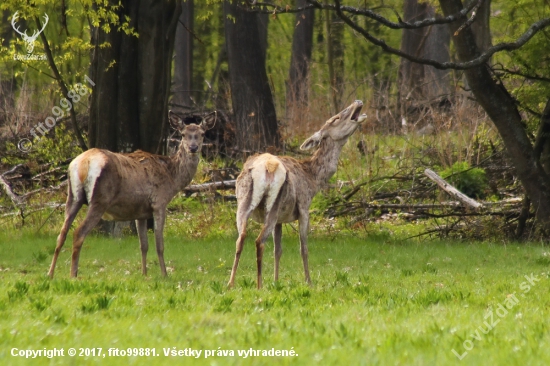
170 146 200 191
306 137 348 189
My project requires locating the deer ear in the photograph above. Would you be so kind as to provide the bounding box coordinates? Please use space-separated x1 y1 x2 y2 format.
300 131 323 150
168 110 182 130
200 111 217 131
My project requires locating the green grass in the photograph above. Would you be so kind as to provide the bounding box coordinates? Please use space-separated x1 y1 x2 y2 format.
0 230 549 365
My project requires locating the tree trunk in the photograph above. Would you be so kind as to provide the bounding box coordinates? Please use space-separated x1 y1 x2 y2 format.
421 7 451 100
439 0 550 228
399 0 428 102
89 0 181 154
89 0 181 235
287 0 314 119
470 0 492 52
224 1 280 152
257 12 269 62
172 0 194 113
535 99 550 176
325 9 344 113
1 10 17 127
398 0 450 103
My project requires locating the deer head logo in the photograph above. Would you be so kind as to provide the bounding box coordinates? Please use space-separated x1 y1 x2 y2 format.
11 11 49 54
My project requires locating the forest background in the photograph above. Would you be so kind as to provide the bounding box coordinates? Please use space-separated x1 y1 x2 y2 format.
0 0 549 241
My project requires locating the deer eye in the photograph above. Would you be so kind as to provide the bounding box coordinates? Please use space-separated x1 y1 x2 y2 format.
181 133 186 138
200 132 205 136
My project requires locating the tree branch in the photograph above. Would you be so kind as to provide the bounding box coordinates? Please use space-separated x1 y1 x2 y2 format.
330 0 550 70
254 0 477 29
493 64 550 83
453 0 483 36
36 16 88 151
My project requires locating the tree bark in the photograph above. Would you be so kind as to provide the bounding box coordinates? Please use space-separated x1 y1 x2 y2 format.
89 0 180 235
172 0 194 112
287 0 314 118
424 169 482 209
398 0 450 103
1 10 16 127
470 0 492 52
439 0 550 228
422 7 451 99
325 9 344 113
224 1 280 152
89 0 181 154
257 12 269 62
534 99 550 176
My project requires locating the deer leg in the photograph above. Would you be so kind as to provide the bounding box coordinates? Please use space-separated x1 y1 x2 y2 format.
298 211 312 285
70 204 105 278
228 211 252 288
273 223 283 282
136 219 149 276
228 183 257 288
48 189 83 278
153 210 167 276
255 235 265 290
255 197 282 289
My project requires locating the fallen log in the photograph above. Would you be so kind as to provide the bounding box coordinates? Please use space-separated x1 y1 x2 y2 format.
424 169 483 210
0 169 24 209
184 179 236 193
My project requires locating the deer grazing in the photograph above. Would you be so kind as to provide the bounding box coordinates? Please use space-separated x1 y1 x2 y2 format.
48 111 216 278
228 100 366 288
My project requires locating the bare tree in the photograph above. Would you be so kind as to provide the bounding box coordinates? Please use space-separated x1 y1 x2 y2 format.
470 0 492 52
172 0 194 112
325 9 345 113
398 1 450 105
287 0 314 122
224 1 280 152
89 0 181 154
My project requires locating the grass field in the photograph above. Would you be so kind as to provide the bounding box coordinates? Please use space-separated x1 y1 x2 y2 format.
0 229 549 365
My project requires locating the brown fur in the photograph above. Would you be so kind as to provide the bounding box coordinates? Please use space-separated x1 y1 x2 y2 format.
77 152 90 182
48 111 216 278
266 158 279 173
228 100 364 288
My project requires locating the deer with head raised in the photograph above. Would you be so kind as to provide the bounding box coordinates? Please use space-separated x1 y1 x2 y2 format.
48 111 216 278
228 100 366 288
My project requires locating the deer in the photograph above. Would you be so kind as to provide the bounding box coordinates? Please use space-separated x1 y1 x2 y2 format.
11 11 49 54
228 100 366 289
47 111 216 278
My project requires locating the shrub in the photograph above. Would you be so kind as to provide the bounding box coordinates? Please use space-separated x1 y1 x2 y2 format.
440 162 488 199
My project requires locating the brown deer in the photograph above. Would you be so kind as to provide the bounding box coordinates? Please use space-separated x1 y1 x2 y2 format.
48 111 216 278
228 100 365 288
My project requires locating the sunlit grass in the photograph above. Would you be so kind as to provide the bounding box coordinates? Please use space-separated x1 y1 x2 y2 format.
0 230 549 365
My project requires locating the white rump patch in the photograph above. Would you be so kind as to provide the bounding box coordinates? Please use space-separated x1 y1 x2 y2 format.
84 159 105 203
68 151 106 203
249 154 286 213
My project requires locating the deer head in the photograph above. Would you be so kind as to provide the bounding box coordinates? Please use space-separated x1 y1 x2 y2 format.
300 100 365 150
11 11 49 54
169 110 217 154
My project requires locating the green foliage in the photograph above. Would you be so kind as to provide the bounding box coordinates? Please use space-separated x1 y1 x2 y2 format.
490 1 550 134
30 123 82 162
440 161 488 199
